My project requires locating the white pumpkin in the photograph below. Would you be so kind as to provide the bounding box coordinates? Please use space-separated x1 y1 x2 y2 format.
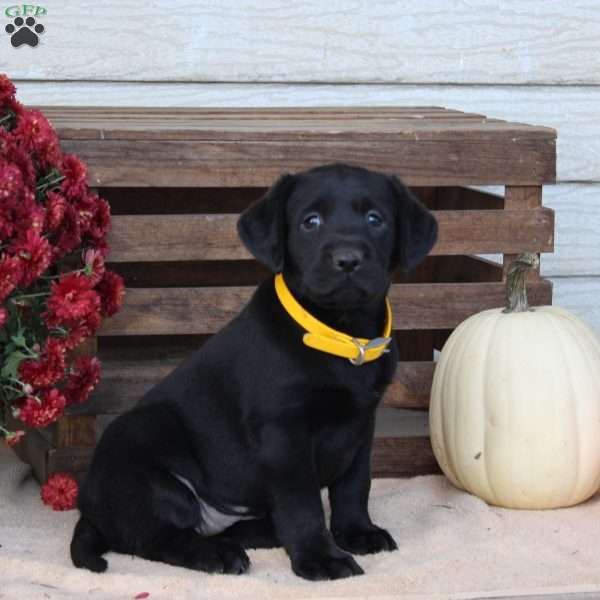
429 253 600 509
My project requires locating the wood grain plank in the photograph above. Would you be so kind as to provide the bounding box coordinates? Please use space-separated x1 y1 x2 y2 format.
14 83 594 182
49 117 555 142
61 138 555 187
106 209 554 262
97 280 552 336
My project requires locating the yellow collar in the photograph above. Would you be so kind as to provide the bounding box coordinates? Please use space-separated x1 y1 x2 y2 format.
274 273 393 366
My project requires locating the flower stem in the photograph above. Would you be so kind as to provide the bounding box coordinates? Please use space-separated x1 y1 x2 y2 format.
11 291 50 301
503 253 540 313
0 110 15 127
4 385 24 395
36 175 65 191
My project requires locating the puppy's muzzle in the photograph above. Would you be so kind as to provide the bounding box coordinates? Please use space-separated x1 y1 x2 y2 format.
330 245 365 273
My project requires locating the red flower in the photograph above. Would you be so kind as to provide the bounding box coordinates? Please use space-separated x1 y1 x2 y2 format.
44 272 100 327
0 131 36 188
18 337 66 388
60 155 87 200
83 248 105 287
44 190 67 231
62 311 101 350
96 270 125 317
0 161 24 201
0 306 7 328
72 191 98 233
12 109 62 169
0 253 23 301
16 388 66 428
51 204 81 261
9 230 52 288
87 196 111 241
5 429 25 447
40 472 78 511
0 74 16 105
64 356 101 405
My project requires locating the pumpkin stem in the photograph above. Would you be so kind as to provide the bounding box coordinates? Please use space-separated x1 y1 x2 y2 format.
503 253 540 313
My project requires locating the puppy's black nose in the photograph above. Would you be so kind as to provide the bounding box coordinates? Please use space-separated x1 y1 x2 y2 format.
332 248 363 273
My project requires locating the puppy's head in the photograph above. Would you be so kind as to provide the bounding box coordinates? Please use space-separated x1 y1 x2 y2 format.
238 163 437 310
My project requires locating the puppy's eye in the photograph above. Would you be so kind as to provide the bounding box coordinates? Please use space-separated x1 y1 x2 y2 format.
366 210 384 227
301 213 322 231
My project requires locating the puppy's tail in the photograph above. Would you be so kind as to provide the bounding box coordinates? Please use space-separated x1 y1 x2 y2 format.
70 516 109 572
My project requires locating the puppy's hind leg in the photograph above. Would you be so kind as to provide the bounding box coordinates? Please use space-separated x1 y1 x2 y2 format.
136 470 251 574
71 516 109 573
139 527 250 574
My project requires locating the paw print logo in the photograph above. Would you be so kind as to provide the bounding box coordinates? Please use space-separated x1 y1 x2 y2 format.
5 16 45 48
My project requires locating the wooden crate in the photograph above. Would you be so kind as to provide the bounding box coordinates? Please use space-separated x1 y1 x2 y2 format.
10 107 556 483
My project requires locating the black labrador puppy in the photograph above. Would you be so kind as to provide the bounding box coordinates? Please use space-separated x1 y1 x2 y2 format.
70 163 437 580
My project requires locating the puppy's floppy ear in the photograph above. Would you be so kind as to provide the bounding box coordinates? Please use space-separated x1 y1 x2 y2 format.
388 175 438 272
237 173 296 272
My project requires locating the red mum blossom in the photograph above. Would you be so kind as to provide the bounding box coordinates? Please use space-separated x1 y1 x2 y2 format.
0 253 23 301
86 195 111 241
83 248 105 287
60 154 87 200
18 337 66 388
44 272 100 327
51 204 81 261
0 131 36 188
40 472 78 511
0 74 16 105
96 270 125 317
29 204 46 233
0 306 7 328
0 160 24 202
72 191 98 233
16 388 66 428
10 190 38 240
5 429 25 447
12 109 62 170
10 230 52 288
92 237 110 259
64 356 101 405
62 311 101 351
45 190 67 231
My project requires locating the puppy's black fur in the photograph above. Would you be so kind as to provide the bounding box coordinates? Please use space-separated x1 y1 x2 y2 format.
70 163 437 580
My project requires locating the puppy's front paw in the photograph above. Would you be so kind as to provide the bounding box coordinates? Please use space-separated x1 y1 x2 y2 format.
292 550 364 580
333 526 397 555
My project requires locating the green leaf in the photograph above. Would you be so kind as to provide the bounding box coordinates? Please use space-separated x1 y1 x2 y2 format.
0 350 30 380
10 333 27 349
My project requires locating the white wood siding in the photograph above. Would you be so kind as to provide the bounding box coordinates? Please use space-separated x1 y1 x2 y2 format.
2 3 599 333
2 1 600 84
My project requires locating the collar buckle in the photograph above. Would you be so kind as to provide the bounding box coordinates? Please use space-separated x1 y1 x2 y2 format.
349 338 367 366
349 336 392 366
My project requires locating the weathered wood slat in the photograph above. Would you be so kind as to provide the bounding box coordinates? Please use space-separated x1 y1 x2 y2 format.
39 106 525 131
98 280 552 336
67 360 434 416
107 209 554 262
53 119 552 142
109 255 503 289
40 106 471 117
38 106 556 186
61 138 555 187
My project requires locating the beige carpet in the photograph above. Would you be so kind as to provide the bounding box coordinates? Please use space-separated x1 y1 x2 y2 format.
2 444 600 600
